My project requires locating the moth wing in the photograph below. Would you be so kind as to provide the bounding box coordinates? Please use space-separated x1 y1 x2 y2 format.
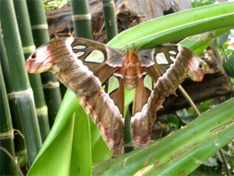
132 45 205 147
71 38 125 84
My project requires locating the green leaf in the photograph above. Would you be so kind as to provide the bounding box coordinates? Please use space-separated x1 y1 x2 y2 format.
93 98 234 175
90 119 113 164
28 99 93 175
223 54 234 77
69 109 92 175
179 28 231 55
28 115 75 175
108 2 234 50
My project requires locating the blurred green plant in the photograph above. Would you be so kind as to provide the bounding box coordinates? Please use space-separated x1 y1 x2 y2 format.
191 0 217 8
43 0 70 10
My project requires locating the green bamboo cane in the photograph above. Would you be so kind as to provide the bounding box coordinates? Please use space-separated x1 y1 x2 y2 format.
13 0 50 142
0 0 42 167
0 30 26 167
71 0 93 39
26 0 62 125
124 108 135 153
102 0 135 151
70 0 93 171
102 0 118 41
0 62 19 176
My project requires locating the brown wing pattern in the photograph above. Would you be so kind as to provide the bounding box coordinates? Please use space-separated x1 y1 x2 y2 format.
25 37 125 150
25 37 206 150
131 45 206 147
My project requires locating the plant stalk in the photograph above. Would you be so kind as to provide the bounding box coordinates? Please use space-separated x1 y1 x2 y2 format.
102 0 118 41
178 85 201 116
0 0 42 167
71 0 93 39
0 31 26 163
219 149 232 176
14 0 50 142
0 147 24 176
26 0 62 126
0 62 18 175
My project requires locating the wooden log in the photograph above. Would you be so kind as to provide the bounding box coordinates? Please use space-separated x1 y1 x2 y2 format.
46 0 192 42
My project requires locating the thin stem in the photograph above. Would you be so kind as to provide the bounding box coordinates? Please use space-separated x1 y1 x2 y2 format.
0 147 24 176
219 148 231 176
178 85 201 116
230 141 234 174
209 34 232 176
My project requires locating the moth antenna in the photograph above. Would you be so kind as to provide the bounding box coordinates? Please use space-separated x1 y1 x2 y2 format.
136 45 143 52
174 92 178 97
125 45 128 51
132 43 134 51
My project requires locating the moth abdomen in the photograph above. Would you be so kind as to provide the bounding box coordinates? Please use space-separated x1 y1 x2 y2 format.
123 67 138 89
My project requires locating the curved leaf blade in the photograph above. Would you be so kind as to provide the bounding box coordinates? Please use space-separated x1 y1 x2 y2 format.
108 2 234 50
93 98 234 175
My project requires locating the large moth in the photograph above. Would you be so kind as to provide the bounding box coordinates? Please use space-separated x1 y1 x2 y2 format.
25 37 206 150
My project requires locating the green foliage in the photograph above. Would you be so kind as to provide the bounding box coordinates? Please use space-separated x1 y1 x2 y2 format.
43 0 70 11
27 2 234 175
221 29 234 78
224 54 234 77
92 98 234 175
191 0 216 8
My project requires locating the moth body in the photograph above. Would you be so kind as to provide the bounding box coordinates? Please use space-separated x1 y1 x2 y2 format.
123 50 145 90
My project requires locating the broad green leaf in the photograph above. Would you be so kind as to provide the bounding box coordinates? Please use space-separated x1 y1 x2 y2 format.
28 116 75 175
179 28 231 55
90 119 113 164
93 98 234 175
69 109 92 175
108 2 234 50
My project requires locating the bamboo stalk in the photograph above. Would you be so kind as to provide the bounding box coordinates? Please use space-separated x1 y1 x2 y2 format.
26 0 62 125
0 62 18 176
71 0 93 39
124 108 135 153
0 0 42 167
102 0 118 41
13 0 50 142
0 29 26 167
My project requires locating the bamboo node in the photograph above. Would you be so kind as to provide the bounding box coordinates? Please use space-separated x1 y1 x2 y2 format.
36 106 48 115
7 92 15 100
72 14 91 21
103 2 114 7
43 81 60 89
31 24 48 30
0 129 14 139
7 88 33 99
23 45 36 54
